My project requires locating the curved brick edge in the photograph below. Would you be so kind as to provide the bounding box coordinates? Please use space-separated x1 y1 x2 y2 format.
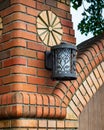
0 92 66 119
0 35 104 119
53 35 104 104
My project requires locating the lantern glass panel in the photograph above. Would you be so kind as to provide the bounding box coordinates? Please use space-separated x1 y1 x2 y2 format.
54 48 71 74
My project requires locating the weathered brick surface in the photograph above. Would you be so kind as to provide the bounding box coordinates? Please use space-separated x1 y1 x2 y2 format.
0 0 104 129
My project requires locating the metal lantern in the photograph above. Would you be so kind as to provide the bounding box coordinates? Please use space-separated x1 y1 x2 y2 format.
45 42 77 80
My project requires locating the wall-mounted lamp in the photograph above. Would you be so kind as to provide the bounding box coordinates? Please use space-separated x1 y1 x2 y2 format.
45 42 77 80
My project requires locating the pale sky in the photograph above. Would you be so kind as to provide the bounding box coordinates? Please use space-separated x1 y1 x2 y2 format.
71 5 93 45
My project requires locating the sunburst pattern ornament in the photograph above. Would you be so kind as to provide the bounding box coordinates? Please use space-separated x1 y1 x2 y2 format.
37 11 63 46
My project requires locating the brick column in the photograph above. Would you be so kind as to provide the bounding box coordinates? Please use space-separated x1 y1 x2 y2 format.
0 0 79 129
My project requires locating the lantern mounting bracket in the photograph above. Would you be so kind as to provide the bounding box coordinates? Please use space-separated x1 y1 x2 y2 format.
45 51 52 70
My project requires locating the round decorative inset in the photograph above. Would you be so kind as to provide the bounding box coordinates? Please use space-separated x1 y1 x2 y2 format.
37 11 63 46
0 17 3 36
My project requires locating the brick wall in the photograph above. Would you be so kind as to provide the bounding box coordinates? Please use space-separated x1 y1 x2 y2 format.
0 0 104 129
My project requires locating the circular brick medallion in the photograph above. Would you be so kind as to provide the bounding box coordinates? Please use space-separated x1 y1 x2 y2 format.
37 11 63 46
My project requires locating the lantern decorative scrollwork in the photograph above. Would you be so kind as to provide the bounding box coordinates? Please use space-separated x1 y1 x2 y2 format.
45 42 77 80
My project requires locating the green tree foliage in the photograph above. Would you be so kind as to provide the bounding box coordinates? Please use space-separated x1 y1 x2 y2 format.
71 0 104 36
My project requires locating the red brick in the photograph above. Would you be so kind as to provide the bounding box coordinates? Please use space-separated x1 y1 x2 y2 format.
57 83 68 94
77 58 85 69
93 44 100 54
1 4 26 17
26 7 39 16
4 21 26 33
2 57 26 67
28 59 45 68
12 92 23 104
45 78 58 86
61 19 73 27
2 39 26 50
37 52 45 60
30 105 36 117
57 2 69 11
28 76 46 85
53 88 65 99
36 106 43 117
1 33 11 42
3 75 27 84
1 94 7 104
66 90 72 99
76 62 82 73
10 48 36 58
61 108 67 119
62 34 76 43
10 30 36 41
63 96 69 106
37 0 45 2
27 23 36 33
11 0 36 8
37 2 50 10
37 69 51 77
89 47 96 58
6 93 14 104
15 105 23 117
3 12 36 24
70 86 75 94
77 75 82 85
38 86 53 94
70 28 75 35
0 50 10 60
94 55 101 64
54 108 61 118
98 41 104 55
48 107 55 117
43 106 49 117
46 0 57 7
27 41 46 51
0 68 10 77
23 105 29 117
0 85 10 94
10 83 37 93
63 26 70 34
51 7 67 18
42 95 49 105
86 49 93 59
55 98 63 107
11 66 37 76
29 94 36 104
86 62 92 72
80 54 90 65
80 71 86 80
48 95 55 106
22 92 29 104
36 94 43 105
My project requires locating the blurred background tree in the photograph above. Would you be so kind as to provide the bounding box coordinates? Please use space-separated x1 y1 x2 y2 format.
70 0 104 36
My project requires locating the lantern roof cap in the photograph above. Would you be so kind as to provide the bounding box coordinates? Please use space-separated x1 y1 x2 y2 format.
51 41 77 50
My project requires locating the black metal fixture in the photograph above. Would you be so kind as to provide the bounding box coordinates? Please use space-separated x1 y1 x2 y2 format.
45 42 77 80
